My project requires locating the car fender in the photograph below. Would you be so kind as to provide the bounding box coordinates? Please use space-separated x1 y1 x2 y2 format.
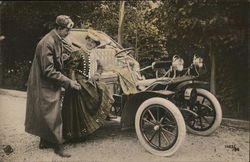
174 80 209 91
120 90 174 130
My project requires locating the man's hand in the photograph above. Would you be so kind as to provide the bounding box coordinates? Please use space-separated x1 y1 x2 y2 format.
70 80 81 90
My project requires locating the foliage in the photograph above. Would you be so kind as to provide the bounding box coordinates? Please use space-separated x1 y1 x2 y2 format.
123 1 168 61
121 1 248 119
0 1 248 119
2 60 32 91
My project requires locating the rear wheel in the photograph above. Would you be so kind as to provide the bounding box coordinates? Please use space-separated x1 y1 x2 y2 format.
186 89 222 136
135 97 186 156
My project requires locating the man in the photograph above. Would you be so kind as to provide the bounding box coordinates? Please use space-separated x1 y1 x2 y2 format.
25 15 81 158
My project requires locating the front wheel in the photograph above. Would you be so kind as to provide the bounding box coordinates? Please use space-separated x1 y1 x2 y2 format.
186 89 222 136
135 97 186 156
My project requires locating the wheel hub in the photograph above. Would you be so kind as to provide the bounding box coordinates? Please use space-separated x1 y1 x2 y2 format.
154 125 160 131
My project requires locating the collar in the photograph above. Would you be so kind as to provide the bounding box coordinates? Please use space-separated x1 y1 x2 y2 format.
53 29 63 41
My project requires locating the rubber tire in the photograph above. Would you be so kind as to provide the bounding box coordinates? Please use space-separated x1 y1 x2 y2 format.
135 97 186 157
186 89 222 136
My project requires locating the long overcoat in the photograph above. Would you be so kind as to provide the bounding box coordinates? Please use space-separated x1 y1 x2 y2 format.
25 29 71 144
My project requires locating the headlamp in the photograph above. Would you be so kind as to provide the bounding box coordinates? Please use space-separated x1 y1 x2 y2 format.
193 55 203 68
172 55 184 71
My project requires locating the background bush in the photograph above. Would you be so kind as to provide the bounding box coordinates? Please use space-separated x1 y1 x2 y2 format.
0 1 248 120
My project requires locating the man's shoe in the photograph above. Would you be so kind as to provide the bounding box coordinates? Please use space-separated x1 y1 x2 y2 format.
54 144 71 158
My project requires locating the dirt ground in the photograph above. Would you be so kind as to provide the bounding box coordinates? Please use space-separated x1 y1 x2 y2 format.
0 93 249 162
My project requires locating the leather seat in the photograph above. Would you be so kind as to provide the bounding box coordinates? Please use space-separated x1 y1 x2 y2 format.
88 49 122 94
89 48 122 78
88 48 153 93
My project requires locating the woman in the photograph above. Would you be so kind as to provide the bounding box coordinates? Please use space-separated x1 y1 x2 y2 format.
62 29 114 142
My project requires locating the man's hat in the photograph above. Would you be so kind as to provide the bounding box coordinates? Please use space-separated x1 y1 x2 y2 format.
56 15 74 29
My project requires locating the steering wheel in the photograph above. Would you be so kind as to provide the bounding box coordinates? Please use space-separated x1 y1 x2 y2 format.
115 48 135 58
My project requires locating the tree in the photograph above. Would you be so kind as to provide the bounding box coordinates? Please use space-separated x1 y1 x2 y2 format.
150 1 248 118
118 1 125 45
0 1 247 119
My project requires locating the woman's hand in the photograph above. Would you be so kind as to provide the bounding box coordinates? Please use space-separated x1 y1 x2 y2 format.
70 80 81 90
62 53 70 61
91 73 101 81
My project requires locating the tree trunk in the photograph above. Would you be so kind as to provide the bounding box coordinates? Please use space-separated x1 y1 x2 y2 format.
135 29 138 60
209 42 216 95
118 1 125 45
0 37 4 87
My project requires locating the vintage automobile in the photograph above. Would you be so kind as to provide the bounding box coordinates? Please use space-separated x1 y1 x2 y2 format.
65 28 222 157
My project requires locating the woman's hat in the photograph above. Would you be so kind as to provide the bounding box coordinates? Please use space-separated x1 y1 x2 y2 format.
56 15 74 29
86 29 101 42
